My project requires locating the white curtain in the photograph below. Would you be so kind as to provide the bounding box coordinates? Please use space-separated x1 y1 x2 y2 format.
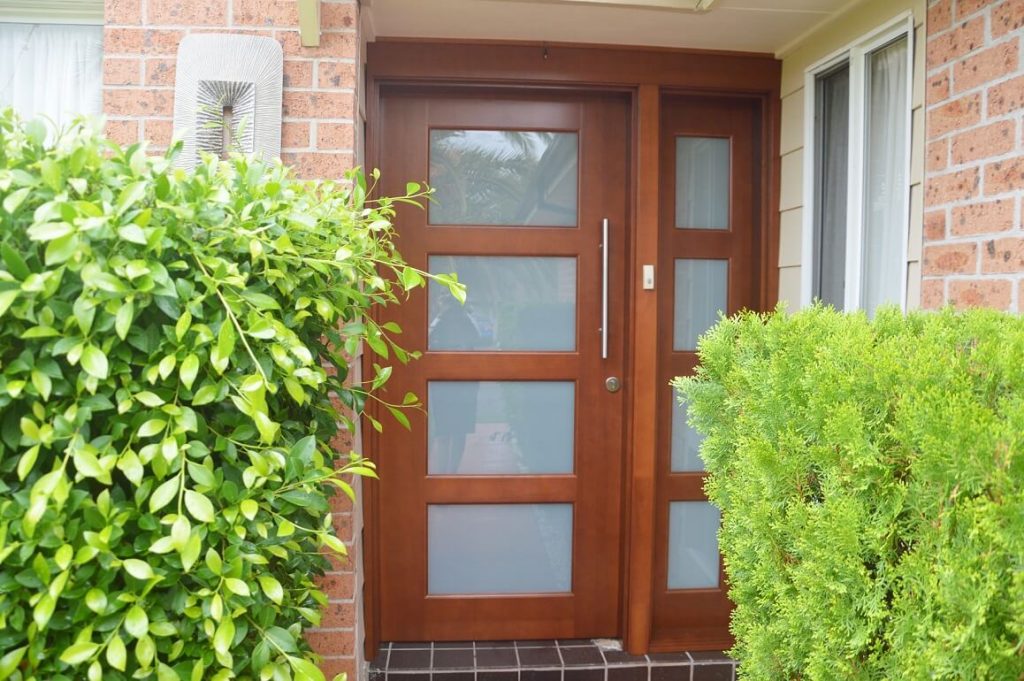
861 36 909 316
0 22 103 129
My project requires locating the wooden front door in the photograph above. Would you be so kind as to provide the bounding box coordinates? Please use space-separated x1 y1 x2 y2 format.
374 88 630 641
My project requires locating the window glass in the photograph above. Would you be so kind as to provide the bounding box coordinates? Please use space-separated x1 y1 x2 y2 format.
675 137 730 230
0 23 103 127
813 64 850 309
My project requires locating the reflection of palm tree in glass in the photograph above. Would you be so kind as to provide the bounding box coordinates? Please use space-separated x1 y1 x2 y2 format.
430 130 578 226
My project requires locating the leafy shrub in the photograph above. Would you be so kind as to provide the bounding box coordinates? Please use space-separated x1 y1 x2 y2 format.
676 306 1024 680
0 111 459 680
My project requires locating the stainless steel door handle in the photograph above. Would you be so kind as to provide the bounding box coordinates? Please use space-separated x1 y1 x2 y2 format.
601 218 609 360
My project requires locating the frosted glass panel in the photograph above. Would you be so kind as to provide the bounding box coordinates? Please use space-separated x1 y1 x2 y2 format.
430 130 578 226
429 381 575 475
668 502 720 589
675 137 730 230
429 256 576 351
428 504 573 594
671 388 705 472
673 259 728 352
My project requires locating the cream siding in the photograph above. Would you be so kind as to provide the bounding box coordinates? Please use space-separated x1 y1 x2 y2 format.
775 0 927 311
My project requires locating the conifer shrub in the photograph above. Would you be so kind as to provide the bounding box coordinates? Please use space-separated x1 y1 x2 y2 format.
675 306 1024 680
0 112 461 680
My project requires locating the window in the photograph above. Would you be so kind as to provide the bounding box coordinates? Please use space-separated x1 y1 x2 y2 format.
0 1 103 128
803 16 913 316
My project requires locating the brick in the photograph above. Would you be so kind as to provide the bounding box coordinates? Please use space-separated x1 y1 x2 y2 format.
332 512 353 541
316 571 354 599
282 121 311 148
923 242 978 274
283 91 354 118
921 279 945 309
928 0 953 32
987 74 1024 116
981 237 1024 272
148 0 228 26
283 60 314 88
144 119 175 148
318 122 355 150
928 69 951 103
306 630 355 657
956 0 992 19
277 31 357 59
953 40 1019 93
951 120 1016 164
992 0 1024 38
103 57 141 85
103 89 174 116
104 27 144 53
927 138 949 171
317 657 357 681
318 62 357 89
104 119 139 146
984 155 1024 195
925 167 980 206
104 0 141 24
322 2 358 31
952 199 1016 235
320 601 356 628
949 278 1013 309
927 93 981 138
145 58 176 86
927 16 985 68
235 0 299 26
924 210 948 240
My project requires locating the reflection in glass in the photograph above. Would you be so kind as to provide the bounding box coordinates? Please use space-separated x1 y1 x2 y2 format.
671 388 705 472
429 382 574 475
428 256 576 352
668 501 720 589
429 130 578 226
673 259 728 352
428 504 573 594
676 137 730 230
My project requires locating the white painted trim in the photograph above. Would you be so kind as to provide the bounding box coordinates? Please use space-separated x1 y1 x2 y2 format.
800 12 915 313
0 0 103 25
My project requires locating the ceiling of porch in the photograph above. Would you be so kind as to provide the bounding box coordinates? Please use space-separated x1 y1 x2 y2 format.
363 0 855 56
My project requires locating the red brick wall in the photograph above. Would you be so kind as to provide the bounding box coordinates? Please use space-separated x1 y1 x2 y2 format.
101 1 365 676
924 0 1024 310
102 0 358 180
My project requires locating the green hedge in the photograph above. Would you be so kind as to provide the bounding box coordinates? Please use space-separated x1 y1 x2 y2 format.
0 111 459 681
676 306 1024 680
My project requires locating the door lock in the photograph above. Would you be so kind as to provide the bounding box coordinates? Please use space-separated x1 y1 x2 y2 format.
605 376 621 393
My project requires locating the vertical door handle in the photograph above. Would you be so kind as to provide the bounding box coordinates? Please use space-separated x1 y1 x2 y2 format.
601 218 609 360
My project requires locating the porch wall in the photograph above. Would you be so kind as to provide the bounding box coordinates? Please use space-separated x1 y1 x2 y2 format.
922 0 1024 310
100 0 366 677
775 0 928 311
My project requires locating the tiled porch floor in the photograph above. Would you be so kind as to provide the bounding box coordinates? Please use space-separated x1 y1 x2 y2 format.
369 641 736 681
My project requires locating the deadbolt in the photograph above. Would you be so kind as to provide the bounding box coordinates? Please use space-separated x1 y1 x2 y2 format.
605 376 621 393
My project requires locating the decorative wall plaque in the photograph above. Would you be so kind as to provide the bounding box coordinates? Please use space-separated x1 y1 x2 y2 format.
172 33 282 169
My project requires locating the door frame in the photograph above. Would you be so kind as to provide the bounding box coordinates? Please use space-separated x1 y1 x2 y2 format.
363 39 782 656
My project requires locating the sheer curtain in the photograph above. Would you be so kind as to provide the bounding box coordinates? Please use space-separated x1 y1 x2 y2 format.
861 37 909 316
0 23 103 128
814 65 850 309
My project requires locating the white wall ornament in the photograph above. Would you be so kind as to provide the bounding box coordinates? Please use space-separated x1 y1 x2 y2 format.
172 33 282 170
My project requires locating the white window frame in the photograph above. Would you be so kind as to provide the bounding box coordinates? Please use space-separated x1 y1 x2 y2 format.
0 0 102 24
800 13 915 312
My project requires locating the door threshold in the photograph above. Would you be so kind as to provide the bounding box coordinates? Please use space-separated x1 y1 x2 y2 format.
368 640 736 681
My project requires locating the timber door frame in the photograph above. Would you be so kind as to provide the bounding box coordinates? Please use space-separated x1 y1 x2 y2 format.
364 39 782 656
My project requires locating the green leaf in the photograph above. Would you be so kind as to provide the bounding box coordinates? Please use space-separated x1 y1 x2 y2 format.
0 646 27 679
224 578 250 597
258 575 284 604
59 641 99 666
27 221 73 242
290 656 327 681
0 290 18 319
2 187 30 214
106 634 127 671
115 301 134 340
211 320 235 374
123 558 155 580
184 489 215 523
138 418 167 438
135 391 165 407
149 478 178 513
124 605 149 639
180 353 199 389
45 233 79 265
213 617 235 656
116 181 147 215
1 243 30 279
239 499 259 520
81 344 109 379
118 223 148 245
85 588 108 614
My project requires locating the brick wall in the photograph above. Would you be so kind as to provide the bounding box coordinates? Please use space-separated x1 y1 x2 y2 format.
101 0 366 677
923 0 1024 310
